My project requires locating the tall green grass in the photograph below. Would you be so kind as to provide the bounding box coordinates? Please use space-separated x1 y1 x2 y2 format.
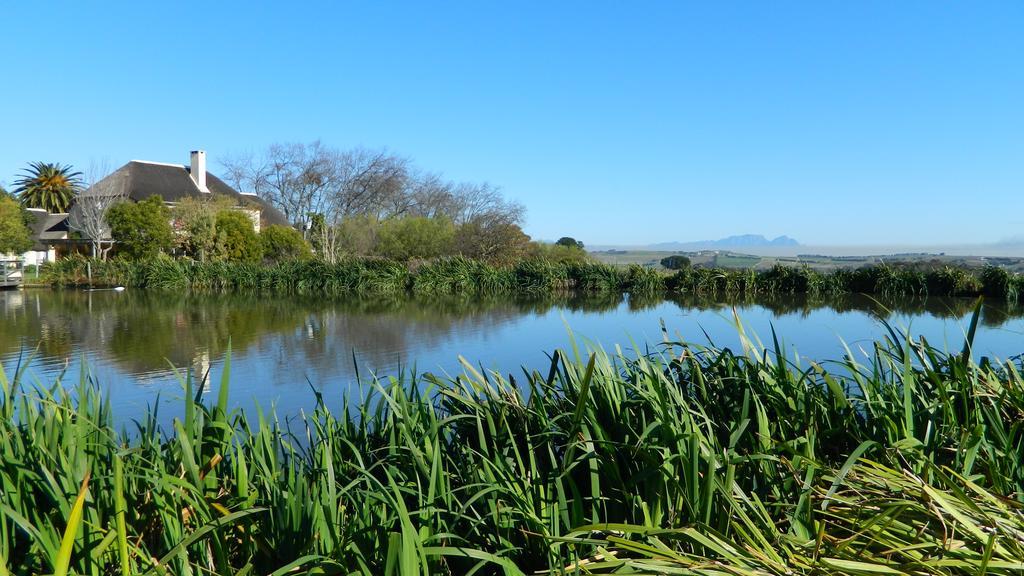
42 255 1024 300
3 311 1024 574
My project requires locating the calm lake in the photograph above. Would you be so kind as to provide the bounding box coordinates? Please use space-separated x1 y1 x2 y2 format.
2 289 1023 425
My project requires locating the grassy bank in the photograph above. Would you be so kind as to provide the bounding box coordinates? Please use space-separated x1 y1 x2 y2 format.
4 316 1024 574
42 254 1024 300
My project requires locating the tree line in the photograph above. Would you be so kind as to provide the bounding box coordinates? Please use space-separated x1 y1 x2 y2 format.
2 147 589 266
221 142 563 264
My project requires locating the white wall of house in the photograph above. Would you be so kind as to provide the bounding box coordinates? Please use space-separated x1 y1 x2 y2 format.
3 249 55 267
243 209 261 233
22 249 55 266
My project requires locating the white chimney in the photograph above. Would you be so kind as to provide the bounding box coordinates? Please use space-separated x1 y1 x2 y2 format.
190 150 209 192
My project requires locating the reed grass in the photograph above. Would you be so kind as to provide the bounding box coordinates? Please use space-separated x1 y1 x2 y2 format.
3 307 1024 574
41 255 1024 300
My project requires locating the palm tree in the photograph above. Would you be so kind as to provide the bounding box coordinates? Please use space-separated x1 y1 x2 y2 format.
14 162 83 213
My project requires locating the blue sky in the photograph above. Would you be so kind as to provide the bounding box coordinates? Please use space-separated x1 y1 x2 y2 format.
1 1 1021 246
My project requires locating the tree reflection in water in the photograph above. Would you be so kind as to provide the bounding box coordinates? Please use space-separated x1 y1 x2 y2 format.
2 289 1021 387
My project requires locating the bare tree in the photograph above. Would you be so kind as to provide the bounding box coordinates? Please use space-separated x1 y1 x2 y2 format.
450 181 524 226
67 161 127 259
320 148 407 219
221 141 342 226
223 141 526 262
405 171 460 220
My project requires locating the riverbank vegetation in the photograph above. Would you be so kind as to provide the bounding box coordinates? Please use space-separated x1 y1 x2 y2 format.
4 317 1024 574
43 254 1024 300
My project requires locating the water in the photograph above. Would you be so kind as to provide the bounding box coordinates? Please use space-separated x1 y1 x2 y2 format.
2 289 1023 425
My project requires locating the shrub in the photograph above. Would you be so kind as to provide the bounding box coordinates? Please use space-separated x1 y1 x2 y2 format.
260 225 312 263
334 214 379 257
107 196 174 259
173 196 236 261
377 216 455 261
214 210 263 263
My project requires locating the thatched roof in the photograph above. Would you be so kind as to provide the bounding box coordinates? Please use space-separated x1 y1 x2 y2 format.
25 209 69 251
79 160 288 227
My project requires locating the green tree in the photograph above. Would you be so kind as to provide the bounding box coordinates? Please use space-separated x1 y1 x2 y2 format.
173 196 236 261
377 216 455 260
660 254 691 270
13 162 83 213
334 214 379 257
260 224 312 262
556 236 585 250
0 194 33 255
107 196 174 259
215 210 263 262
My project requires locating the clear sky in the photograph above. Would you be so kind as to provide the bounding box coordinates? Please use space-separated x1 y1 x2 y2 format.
1 1 1021 246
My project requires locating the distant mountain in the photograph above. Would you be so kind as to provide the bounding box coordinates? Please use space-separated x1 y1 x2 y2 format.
649 235 799 251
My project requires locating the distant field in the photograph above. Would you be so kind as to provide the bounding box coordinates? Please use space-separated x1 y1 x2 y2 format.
589 250 673 268
714 254 760 268
591 249 1024 272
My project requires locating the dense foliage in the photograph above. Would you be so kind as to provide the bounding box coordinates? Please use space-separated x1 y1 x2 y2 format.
377 216 456 260
0 194 33 255
556 236 584 249
214 211 263 263
106 196 175 259
660 254 691 270
12 161 83 213
3 317 1024 574
172 196 227 261
320 214 533 265
259 224 313 262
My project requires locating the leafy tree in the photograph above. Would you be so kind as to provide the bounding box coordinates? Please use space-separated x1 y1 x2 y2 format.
107 196 174 259
260 225 312 262
0 194 33 255
377 216 455 261
13 162 83 213
556 236 585 250
215 210 263 262
660 254 692 270
173 196 236 261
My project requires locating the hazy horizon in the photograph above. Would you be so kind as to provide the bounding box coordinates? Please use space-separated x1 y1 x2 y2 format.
590 242 1024 258
1 2 1021 246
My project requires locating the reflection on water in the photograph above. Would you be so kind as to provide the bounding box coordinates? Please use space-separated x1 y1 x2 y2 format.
2 289 1023 424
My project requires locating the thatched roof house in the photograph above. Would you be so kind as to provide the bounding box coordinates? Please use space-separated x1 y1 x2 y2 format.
20 150 288 262
78 150 287 229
